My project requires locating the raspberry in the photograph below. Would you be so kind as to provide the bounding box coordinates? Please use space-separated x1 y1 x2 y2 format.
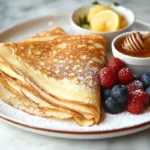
127 80 144 92
107 58 125 73
127 89 149 114
131 90 149 107
127 94 144 114
99 67 117 88
118 68 133 85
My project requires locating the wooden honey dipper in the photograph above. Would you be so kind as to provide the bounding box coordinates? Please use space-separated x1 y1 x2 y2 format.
123 32 150 53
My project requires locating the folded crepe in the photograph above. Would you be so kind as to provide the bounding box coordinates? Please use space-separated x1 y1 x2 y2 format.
0 27 72 119
0 72 72 119
0 27 106 126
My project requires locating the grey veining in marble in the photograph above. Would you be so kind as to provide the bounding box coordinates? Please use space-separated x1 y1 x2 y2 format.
0 0 150 150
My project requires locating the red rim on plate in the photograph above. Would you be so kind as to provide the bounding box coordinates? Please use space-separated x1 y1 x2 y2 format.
0 115 149 135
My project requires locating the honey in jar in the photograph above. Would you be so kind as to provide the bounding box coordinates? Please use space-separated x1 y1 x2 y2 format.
115 37 150 58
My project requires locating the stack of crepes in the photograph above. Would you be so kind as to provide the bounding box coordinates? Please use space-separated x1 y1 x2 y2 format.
0 27 106 126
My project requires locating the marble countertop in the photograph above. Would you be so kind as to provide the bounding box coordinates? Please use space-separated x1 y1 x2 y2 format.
0 0 150 149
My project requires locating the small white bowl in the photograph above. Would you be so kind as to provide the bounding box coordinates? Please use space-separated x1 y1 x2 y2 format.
71 5 135 42
112 31 150 74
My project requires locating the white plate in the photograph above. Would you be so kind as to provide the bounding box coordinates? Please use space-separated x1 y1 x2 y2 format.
0 14 150 139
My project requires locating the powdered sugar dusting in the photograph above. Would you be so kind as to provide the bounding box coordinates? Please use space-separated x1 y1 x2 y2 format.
0 101 149 132
127 80 144 92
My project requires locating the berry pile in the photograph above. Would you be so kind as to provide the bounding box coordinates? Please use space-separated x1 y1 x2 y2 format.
99 58 150 114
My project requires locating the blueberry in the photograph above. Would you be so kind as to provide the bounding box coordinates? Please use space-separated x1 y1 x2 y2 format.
111 85 129 103
102 88 111 101
141 73 150 88
105 97 123 114
145 87 150 96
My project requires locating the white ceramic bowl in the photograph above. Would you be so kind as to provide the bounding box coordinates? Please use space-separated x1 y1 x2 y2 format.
71 5 135 43
112 31 150 74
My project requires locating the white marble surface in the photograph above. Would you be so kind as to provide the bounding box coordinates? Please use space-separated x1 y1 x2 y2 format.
0 0 150 149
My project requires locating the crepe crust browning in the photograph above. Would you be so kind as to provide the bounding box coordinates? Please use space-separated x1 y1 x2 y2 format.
0 27 106 126
5 34 105 89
